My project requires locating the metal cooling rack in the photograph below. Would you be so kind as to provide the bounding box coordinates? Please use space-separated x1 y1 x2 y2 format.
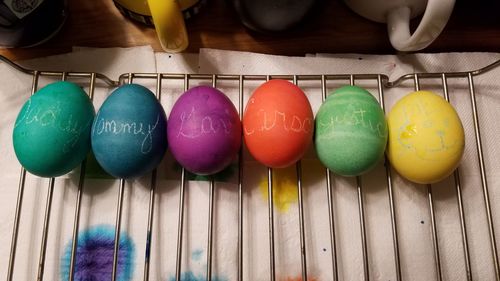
2 54 500 281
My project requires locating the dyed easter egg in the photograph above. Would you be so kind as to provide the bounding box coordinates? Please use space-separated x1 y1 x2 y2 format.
91 84 167 179
315 85 388 176
13 81 95 177
243 79 314 168
387 90 465 184
168 86 241 175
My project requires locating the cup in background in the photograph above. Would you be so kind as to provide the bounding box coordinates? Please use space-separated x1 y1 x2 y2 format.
0 0 67 48
230 0 321 33
343 0 455 51
113 0 207 52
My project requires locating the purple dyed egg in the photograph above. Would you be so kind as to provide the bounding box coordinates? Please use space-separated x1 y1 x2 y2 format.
168 86 242 175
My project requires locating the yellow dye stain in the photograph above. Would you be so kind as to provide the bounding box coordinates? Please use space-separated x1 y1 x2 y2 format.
259 166 298 213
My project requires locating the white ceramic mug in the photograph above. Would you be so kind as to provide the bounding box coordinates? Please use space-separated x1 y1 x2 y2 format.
343 0 455 51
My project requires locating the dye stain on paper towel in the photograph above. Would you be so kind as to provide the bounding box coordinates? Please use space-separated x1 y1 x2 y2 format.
191 248 203 261
60 224 135 281
168 271 227 281
259 165 298 213
281 276 318 281
167 249 228 281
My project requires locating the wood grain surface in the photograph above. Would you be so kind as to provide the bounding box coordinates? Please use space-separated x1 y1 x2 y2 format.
0 0 499 61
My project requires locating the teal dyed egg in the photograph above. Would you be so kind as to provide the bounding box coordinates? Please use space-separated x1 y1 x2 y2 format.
13 81 95 177
315 85 388 176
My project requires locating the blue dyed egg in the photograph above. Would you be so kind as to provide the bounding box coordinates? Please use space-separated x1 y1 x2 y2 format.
91 84 167 179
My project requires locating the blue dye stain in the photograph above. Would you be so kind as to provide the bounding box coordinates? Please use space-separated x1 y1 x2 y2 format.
60 224 135 281
168 271 227 281
191 249 203 261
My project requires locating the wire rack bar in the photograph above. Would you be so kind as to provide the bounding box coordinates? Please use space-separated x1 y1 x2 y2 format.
175 167 187 281
111 179 126 281
267 166 276 281
0 54 497 88
321 74 339 281
205 75 218 281
114 58 500 87
414 74 443 281
237 75 244 281
296 161 308 281
427 184 443 281
37 61 62 281
467 73 500 280
36 177 55 281
175 74 190 281
293 75 308 281
143 169 157 281
357 176 369 281
111 74 135 281
207 180 215 281
6 69 39 281
349 75 370 281
6 168 26 281
143 73 163 281
2 55 500 281
377 74 402 281
69 72 97 281
440 73 473 281
37 71 69 281
264 74 276 281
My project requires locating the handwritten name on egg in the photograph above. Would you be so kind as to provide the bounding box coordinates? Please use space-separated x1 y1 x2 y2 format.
15 99 91 152
317 105 386 138
176 107 234 139
92 113 160 154
396 104 460 158
244 100 313 136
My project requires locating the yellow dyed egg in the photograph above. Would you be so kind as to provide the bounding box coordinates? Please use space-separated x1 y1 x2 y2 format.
387 91 465 184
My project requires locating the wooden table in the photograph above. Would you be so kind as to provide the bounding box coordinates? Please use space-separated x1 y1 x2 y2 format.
1 0 499 61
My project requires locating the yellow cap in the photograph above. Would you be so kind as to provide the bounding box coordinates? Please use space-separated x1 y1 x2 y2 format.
148 0 189 52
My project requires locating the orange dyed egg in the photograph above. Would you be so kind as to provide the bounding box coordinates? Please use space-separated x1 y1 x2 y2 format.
243 79 314 168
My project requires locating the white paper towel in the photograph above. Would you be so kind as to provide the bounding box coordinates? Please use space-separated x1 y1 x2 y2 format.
198 49 500 281
0 47 499 281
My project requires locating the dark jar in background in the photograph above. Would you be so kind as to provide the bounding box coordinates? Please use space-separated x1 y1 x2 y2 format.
0 0 66 48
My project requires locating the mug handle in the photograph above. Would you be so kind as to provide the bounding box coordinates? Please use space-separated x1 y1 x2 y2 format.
147 0 189 52
387 0 455 51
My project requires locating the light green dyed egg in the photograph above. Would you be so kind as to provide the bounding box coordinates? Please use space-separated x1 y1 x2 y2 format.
315 85 387 176
13 81 95 177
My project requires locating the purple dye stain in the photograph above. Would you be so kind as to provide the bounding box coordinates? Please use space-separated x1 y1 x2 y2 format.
60 224 135 281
